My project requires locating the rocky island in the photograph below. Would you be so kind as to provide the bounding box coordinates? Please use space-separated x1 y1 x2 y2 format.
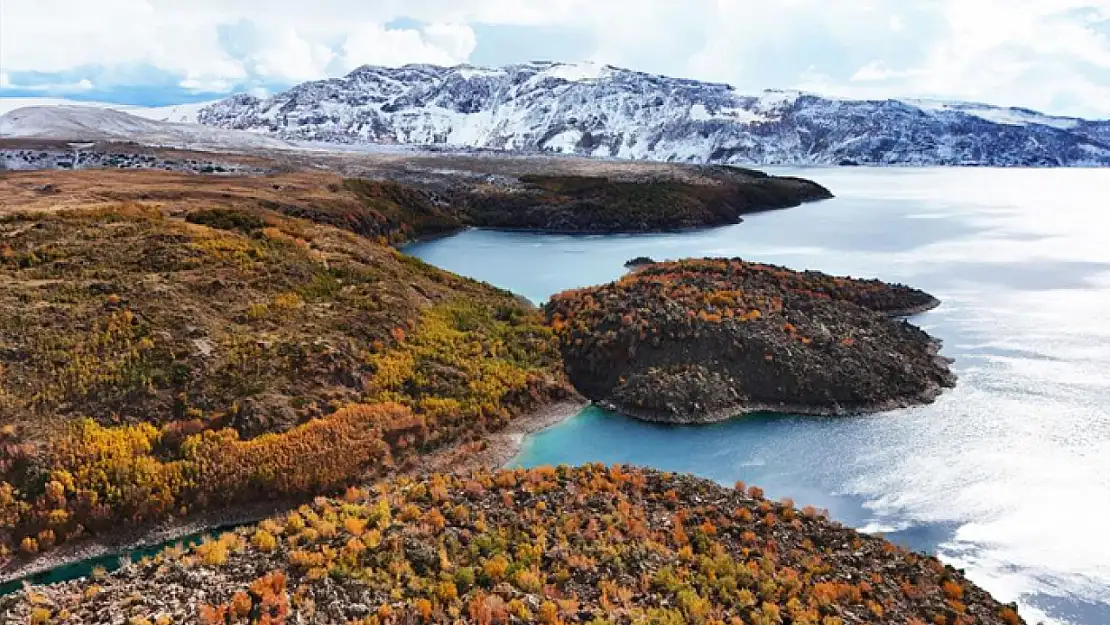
546 258 955 423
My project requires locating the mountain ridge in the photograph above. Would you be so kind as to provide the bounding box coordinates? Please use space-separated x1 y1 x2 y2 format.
0 105 289 151
194 60 1110 166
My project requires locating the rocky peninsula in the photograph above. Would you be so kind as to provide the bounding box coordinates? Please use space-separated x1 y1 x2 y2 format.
0 465 1024 625
545 258 955 423
454 167 833 233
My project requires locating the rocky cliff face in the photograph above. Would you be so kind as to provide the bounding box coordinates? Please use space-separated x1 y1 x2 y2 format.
197 61 1110 166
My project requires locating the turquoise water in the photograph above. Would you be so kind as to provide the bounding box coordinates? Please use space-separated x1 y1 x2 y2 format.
407 168 1110 625
0 530 217 596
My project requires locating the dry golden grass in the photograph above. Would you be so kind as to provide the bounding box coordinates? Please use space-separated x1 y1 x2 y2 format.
0 169 355 218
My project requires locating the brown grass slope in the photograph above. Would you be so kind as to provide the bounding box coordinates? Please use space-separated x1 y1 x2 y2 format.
0 169 570 568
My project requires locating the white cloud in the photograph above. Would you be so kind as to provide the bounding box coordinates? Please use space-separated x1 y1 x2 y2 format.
179 77 236 93
0 0 248 89
852 0 1110 115
247 28 337 82
340 23 476 72
2 0 1110 117
0 0 478 88
421 22 479 61
850 61 925 83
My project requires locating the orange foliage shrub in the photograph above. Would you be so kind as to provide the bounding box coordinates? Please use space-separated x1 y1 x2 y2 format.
8 465 1021 625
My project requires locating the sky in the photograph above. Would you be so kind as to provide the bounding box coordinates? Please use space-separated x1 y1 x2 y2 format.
2 0 1110 117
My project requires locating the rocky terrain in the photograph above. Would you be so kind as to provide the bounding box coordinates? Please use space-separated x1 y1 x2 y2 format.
450 168 831 233
0 465 1025 625
254 166 829 237
0 145 266 174
196 61 1110 167
546 259 955 423
624 256 656 268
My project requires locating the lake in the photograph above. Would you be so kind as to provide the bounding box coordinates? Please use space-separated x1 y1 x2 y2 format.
406 167 1110 625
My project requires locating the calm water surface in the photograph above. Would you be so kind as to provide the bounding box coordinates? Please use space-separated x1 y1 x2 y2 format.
407 168 1110 625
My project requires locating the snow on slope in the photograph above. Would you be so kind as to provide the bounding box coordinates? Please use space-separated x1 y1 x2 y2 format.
195 61 1110 167
0 105 290 151
0 98 117 115
543 61 612 82
131 101 216 124
0 98 218 124
902 99 1082 130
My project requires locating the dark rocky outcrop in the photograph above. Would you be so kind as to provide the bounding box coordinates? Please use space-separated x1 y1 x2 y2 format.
0 144 262 175
546 258 954 423
625 256 657 268
279 168 833 243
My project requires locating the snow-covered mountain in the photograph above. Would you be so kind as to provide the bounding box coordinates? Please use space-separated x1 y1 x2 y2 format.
194 61 1110 167
0 106 290 151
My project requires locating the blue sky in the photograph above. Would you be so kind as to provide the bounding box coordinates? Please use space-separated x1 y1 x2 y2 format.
3 0 1110 117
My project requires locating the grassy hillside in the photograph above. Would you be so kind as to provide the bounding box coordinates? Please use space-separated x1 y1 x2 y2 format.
0 171 570 566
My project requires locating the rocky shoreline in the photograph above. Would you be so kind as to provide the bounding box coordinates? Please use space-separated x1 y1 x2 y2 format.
599 372 949 424
0 505 286 588
878 297 943 318
547 258 956 424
